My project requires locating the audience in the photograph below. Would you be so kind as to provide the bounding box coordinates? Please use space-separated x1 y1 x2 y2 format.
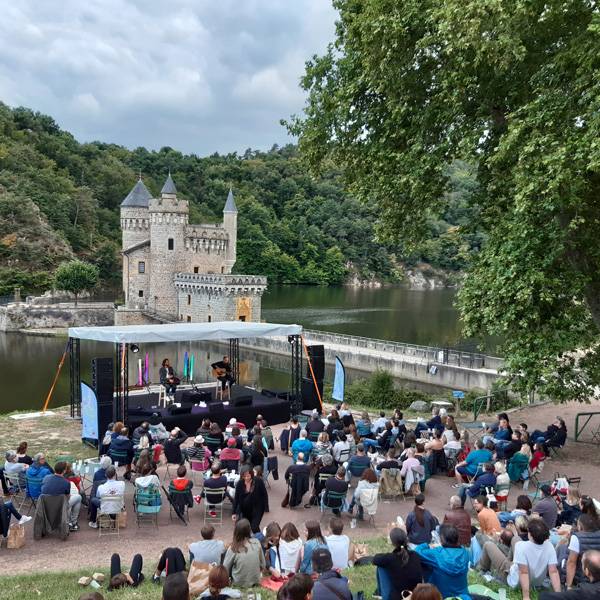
325 517 354 570
473 495 502 537
506 518 560 599
278 522 303 574
454 439 492 485
201 565 236 600
406 493 439 545
108 552 144 590
277 573 314 600
540 549 600 600
533 484 559 529
442 495 471 546
223 518 265 587
457 462 497 507
373 527 423 599
162 572 190 600
312 547 352 600
322 466 349 516
347 468 378 520
26 452 53 499
410 584 442 600
564 513 600 589
291 430 313 463
298 520 328 575
40 460 81 531
88 465 125 529
163 427 188 466
189 524 226 564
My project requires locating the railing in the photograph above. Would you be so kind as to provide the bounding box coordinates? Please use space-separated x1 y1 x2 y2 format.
302 328 502 370
575 412 600 443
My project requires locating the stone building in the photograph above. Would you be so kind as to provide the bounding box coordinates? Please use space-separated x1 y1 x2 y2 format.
117 173 266 324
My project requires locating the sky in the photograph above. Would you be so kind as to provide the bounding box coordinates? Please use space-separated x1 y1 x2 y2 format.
0 1 337 155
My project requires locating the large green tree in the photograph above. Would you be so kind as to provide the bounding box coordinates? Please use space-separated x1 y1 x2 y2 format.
287 0 600 401
54 260 99 305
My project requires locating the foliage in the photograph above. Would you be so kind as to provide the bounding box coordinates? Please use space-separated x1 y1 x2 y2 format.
53 260 99 304
288 0 600 401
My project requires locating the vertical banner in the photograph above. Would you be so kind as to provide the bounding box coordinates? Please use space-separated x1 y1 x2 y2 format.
189 354 195 381
183 351 189 379
332 356 345 402
137 358 143 387
81 381 99 440
144 352 149 385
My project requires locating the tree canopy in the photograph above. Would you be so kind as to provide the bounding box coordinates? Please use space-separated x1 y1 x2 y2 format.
287 0 600 401
54 260 99 305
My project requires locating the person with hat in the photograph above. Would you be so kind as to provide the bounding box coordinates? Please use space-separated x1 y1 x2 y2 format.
220 437 242 470
184 435 212 470
311 547 352 600
533 485 559 529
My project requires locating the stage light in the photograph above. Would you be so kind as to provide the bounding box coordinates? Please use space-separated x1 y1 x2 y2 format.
287 335 295 344
130 344 140 353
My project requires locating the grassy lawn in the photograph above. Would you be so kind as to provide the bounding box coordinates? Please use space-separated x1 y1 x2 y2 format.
0 538 537 600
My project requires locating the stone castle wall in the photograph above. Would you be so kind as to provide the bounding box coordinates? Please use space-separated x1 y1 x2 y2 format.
0 303 114 331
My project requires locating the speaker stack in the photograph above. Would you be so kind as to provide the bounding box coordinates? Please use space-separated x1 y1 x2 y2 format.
92 357 114 440
303 345 325 411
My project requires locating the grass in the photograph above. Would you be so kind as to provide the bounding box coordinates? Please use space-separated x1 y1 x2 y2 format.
0 538 538 600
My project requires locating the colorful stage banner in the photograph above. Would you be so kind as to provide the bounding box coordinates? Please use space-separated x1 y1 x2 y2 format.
332 356 345 402
81 381 98 441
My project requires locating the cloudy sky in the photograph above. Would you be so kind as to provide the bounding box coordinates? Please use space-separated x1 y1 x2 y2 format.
0 1 337 155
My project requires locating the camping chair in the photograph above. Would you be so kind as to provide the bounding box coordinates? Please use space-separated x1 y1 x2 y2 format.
467 463 487 484
549 442 565 459
220 459 240 473
308 430 321 442
524 460 545 492
109 450 130 473
4 473 26 512
567 476 581 489
336 448 350 466
203 487 228 525
23 472 45 514
320 490 347 517
379 467 405 501
346 461 368 487
134 484 162 528
168 481 193 523
98 495 124 537
189 459 207 486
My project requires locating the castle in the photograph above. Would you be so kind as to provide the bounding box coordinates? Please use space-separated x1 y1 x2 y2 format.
117 173 267 325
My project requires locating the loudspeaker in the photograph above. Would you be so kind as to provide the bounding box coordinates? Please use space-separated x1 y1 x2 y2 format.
301 377 323 411
168 405 192 416
306 345 325 381
233 395 253 408
209 402 224 413
261 388 278 398
92 357 114 439
181 390 212 405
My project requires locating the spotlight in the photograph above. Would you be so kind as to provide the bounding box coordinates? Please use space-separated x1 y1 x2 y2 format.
130 344 140 353
287 335 295 344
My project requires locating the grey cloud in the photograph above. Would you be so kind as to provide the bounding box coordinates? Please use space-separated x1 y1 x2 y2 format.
0 0 336 154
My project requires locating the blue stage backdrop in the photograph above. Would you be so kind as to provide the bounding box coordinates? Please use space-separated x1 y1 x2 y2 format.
81 381 99 441
332 356 345 402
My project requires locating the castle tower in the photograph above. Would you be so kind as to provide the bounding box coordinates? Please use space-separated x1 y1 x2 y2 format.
148 173 189 315
222 187 237 274
120 178 151 304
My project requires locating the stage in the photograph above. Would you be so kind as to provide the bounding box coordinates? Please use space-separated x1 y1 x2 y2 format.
126 383 292 435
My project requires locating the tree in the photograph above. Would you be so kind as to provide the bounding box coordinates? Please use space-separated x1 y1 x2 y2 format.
54 260 99 305
287 0 600 401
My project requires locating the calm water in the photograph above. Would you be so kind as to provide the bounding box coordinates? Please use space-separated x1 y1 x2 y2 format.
0 285 492 414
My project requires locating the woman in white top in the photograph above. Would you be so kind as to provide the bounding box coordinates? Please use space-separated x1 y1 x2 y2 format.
134 463 160 488
278 522 303 574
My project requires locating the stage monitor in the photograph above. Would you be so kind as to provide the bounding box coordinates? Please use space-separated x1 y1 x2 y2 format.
181 390 212 405
233 395 253 408
302 377 323 411
209 402 224 413
168 405 192 416
306 345 325 381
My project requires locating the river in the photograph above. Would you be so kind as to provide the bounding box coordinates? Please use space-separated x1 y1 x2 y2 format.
0 285 493 413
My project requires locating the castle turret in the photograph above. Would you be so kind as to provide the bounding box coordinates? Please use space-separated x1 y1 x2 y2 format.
148 173 189 315
120 178 151 304
222 187 238 274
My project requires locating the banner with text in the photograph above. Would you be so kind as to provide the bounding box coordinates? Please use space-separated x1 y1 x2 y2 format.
81 381 99 440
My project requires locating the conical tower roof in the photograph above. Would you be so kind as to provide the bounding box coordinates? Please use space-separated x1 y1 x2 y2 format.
121 178 152 208
223 187 237 213
161 172 177 195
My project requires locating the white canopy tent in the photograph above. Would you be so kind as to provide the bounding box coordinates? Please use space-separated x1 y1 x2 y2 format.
69 321 302 343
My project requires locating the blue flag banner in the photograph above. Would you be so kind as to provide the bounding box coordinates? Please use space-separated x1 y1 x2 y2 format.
332 356 345 402
81 381 99 440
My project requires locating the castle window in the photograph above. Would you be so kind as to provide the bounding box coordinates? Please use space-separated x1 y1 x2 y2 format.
187 294 191 306
208 315 212 322
186 316 191 323
168 238 174 250
138 261 145 274
138 290 144 297
221 266 224 274
194 267 199 274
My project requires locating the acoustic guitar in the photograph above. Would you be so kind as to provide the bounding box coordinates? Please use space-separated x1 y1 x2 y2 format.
212 367 227 378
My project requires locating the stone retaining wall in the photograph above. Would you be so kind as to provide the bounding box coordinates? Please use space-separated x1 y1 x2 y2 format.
0 303 114 331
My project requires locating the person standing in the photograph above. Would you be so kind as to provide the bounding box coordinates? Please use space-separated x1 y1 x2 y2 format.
232 465 268 533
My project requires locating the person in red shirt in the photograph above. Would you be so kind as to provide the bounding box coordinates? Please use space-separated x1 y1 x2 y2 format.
530 442 546 471
220 438 242 463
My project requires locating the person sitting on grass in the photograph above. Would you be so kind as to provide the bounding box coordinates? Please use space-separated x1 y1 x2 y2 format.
264 521 283 577
473 495 502 537
108 552 144 590
410 584 443 600
298 520 328 575
78 593 105 600
278 521 303 574
152 547 187 584
223 518 265 588
277 572 314 600
200 565 240 600
311 547 352 600
162 571 189 600
540 549 600 600
373 527 423 599
413 524 470 600
506 518 560 600
406 493 439 545
442 495 472 547
190 523 226 565
325 516 355 570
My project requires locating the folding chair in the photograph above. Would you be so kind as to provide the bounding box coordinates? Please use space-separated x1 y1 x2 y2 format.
467 463 487 484
168 482 193 523
134 484 161 528
379 467 405 501
22 472 45 514
346 462 368 487
189 459 207 486
98 495 124 537
204 487 228 525
4 473 26 512
308 430 321 443
320 490 347 517
524 461 545 493
567 476 581 489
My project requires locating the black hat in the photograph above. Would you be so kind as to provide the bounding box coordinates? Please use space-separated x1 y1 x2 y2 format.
312 547 333 573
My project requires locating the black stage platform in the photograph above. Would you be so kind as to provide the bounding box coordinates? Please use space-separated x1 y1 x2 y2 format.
126 385 291 435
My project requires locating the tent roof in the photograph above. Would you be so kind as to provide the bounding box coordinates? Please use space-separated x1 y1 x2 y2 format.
68 321 302 343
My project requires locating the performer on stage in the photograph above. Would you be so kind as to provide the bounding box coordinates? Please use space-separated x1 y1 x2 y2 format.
211 355 235 398
159 358 180 398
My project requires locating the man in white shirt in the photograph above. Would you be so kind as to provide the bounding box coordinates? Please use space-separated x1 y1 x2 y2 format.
324 516 355 570
507 518 561 600
332 433 350 464
372 412 388 434
89 466 125 528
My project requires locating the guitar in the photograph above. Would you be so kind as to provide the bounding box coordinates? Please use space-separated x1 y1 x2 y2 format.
212 367 227 378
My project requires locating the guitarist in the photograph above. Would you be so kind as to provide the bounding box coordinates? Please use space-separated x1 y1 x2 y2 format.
159 358 180 398
211 355 235 398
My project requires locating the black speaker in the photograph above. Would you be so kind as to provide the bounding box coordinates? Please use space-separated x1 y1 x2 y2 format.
168 405 192 416
209 402 224 413
181 390 212 405
306 345 325 381
301 377 323 411
92 357 114 438
233 395 253 408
